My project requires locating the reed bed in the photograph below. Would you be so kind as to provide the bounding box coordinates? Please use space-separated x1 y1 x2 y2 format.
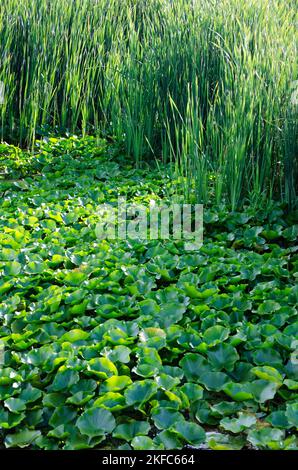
0 0 297 207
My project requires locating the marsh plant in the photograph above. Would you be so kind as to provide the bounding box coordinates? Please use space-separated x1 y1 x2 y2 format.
0 0 297 208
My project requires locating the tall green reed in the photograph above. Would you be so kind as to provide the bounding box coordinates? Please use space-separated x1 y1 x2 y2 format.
0 0 296 208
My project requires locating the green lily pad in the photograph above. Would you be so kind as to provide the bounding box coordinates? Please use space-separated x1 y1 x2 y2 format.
4 428 41 448
101 375 132 393
206 432 245 450
266 411 290 429
220 413 257 433
0 409 25 429
93 392 127 411
49 406 77 428
64 271 87 286
247 427 285 449
60 329 89 343
154 430 183 449
66 391 95 406
207 343 239 371
171 420 206 446
199 372 230 391
151 408 184 430
51 367 80 391
76 408 116 437
4 397 26 413
248 380 279 403
131 436 163 450
113 420 150 441
180 383 204 401
125 380 158 407
179 353 209 381
285 402 298 428
251 366 283 384
222 382 254 401
202 326 230 347
86 357 118 379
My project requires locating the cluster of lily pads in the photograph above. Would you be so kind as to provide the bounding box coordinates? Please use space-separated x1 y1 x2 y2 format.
0 136 297 450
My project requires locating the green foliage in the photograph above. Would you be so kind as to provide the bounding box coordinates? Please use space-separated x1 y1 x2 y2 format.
0 137 297 450
76 408 116 438
0 1 297 207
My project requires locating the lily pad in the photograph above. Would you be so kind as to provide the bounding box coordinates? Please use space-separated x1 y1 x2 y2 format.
76 408 116 437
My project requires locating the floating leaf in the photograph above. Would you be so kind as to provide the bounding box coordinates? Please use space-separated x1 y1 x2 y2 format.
220 413 257 433
179 353 208 381
247 428 285 449
76 408 116 437
51 367 80 391
180 383 203 401
93 392 127 411
101 375 132 393
151 408 184 430
113 420 150 441
223 382 254 401
199 372 230 392
207 343 239 371
125 380 158 407
60 329 89 343
251 366 283 384
131 436 163 450
86 357 118 379
171 420 206 446
4 429 41 448
154 430 183 450
207 432 245 450
285 403 298 428
4 398 26 413
248 380 279 403
202 326 230 347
